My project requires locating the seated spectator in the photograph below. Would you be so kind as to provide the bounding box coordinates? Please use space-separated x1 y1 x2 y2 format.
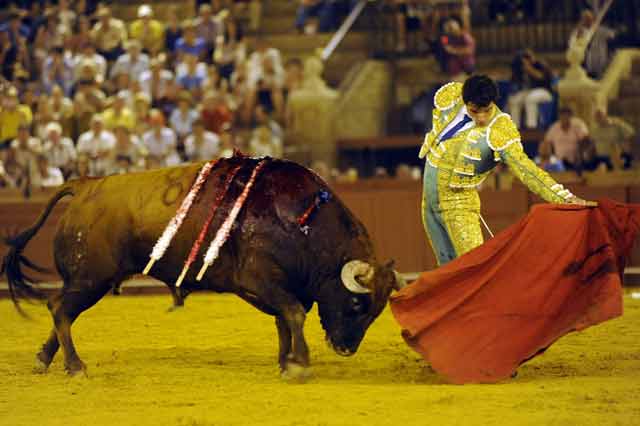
534 140 566 173
102 92 136 132
391 0 431 53
0 86 33 147
140 55 175 104
543 107 590 171
249 125 282 158
195 4 226 60
42 45 74 96
90 6 128 62
283 57 304 97
164 7 183 58
176 53 207 94
133 92 153 136
0 10 30 48
175 20 208 62
569 9 615 79
248 54 285 120
586 109 636 171
68 153 91 179
72 78 106 136
295 0 344 34
184 119 221 161
201 90 233 134
218 124 236 158
77 115 117 176
110 125 148 173
110 40 150 83
213 17 246 81
247 38 284 89
42 121 76 178
508 49 554 129
66 15 92 56
33 95 54 140
48 85 74 135
142 109 181 167
56 0 77 39
254 104 283 141
129 4 165 56
440 18 475 77
9 123 42 176
170 91 199 143
32 154 64 188
73 43 107 85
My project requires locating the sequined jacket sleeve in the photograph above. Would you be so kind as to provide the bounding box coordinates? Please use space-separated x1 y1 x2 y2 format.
488 114 573 203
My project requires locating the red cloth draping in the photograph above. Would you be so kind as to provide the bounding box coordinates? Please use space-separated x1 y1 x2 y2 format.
390 199 640 384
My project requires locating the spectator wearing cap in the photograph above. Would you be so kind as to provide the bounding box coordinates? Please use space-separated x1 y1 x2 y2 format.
42 45 75 96
73 43 107 85
0 87 33 146
170 91 199 143
184 119 220 161
140 55 175 103
543 107 590 171
77 115 117 176
32 154 64 188
175 20 207 62
90 6 128 62
130 4 165 56
102 92 136 132
42 121 76 178
110 40 150 83
142 109 181 167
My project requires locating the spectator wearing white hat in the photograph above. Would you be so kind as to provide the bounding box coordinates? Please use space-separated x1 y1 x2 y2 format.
110 39 150 83
42 121 76 178
77 115 117 176
130 4 166 56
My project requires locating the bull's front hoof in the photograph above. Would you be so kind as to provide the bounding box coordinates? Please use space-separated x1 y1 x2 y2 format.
65 361 87 377
281 362 312 383
33 356 49 374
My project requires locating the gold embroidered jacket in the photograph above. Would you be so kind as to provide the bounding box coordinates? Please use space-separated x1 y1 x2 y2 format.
419 82 573 203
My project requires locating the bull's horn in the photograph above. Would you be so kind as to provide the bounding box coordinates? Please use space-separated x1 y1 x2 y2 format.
393 271 407 291
341 260 373 294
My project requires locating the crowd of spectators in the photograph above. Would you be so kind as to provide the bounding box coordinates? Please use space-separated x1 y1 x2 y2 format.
0 0 295 192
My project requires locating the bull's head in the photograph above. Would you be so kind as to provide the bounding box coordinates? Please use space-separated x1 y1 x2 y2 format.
317 259 406 356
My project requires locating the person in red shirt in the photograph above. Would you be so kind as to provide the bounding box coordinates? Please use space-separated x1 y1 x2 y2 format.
200 90 233 134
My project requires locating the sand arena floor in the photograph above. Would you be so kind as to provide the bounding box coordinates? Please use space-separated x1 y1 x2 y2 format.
1 292 639 426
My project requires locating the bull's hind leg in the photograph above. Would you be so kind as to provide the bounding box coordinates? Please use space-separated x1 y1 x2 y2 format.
48 278 116 375
34 329 59 374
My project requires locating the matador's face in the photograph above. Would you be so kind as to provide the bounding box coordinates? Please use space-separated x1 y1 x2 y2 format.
466 102 495 127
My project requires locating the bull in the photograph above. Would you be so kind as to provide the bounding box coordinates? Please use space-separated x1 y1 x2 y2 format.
2 155 404 379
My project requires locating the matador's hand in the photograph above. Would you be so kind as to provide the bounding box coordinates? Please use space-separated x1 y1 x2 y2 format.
567 195 598 207
418 143 429 159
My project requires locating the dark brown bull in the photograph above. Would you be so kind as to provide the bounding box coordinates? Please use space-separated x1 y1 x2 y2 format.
2 156 404 379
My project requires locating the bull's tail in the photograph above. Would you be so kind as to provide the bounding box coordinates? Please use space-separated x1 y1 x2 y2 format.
1 182 77 312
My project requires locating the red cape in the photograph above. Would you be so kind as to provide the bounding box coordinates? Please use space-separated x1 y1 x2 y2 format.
390 199 640 384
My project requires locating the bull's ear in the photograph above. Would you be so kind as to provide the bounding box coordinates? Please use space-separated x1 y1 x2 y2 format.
384 260 396 270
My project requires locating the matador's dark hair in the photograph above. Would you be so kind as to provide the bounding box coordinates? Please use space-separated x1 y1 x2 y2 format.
462 75 498 107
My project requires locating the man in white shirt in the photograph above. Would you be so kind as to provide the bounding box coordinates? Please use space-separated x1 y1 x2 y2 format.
77 115 117 176
140 56 174 102
90 7 128 62
42 122 76 178
73 43 107 85
110 40 150 83
33 154 64 188
142 110 181 166
184 119 220 161
247 38 284 90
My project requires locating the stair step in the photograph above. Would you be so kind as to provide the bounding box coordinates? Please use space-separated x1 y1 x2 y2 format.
256 32 370 52
261 16 297 34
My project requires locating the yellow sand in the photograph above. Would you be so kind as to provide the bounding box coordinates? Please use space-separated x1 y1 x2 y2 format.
1 293 639 426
